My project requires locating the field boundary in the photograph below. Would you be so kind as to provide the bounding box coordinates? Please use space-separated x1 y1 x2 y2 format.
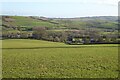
2 46 119 50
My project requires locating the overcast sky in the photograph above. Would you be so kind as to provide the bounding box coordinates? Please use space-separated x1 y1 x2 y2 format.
1 0 119 18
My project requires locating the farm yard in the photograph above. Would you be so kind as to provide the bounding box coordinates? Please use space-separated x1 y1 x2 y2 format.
2 39 119 78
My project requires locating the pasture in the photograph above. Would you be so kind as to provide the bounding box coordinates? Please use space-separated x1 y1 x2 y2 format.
2 39 119 78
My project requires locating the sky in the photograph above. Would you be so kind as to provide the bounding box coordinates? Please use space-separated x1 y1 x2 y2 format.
0 0 119 18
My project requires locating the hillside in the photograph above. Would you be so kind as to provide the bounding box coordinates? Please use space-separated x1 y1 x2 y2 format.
2 16 64 31
52 16 118 30
2 16 118 31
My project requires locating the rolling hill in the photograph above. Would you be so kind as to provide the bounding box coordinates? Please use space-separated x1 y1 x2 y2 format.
2 16 118 32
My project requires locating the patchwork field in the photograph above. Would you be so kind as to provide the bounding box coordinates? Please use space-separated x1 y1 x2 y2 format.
2 39 119 78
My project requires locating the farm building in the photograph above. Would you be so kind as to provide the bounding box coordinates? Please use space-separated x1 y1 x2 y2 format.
66 36 86 44
65 35 119 44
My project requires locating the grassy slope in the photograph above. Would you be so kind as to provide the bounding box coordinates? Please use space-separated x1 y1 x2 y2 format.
54 19 118 30
2 39 118 78
3 16 60 29
2 16 118 31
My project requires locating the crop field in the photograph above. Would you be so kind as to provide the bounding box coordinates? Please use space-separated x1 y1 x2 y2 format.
2 39 119 78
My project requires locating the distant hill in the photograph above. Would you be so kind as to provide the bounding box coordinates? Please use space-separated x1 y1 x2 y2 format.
2 16 118 31
52 16 118 22
80 16 118 22
52 16 118 30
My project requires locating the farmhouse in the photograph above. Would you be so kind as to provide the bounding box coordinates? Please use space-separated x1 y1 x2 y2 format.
66 36 85 44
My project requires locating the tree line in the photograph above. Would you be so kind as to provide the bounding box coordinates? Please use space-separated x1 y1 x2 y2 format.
2 27 119 44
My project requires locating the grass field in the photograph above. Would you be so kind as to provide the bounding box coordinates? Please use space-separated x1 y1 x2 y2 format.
3 16 61 29
2 39 119 78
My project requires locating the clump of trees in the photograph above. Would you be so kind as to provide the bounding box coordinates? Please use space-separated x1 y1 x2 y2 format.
32 27 47 40
2 31 32 39
32 27 67 42
2 26 68 42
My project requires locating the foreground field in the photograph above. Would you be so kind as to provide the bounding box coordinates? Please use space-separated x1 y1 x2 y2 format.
2 39 118 78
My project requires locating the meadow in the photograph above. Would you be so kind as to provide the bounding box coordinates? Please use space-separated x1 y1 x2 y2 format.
2 39 119 78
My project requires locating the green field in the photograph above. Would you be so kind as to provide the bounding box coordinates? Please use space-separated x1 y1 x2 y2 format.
3 16 59 28
2 39 119 78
